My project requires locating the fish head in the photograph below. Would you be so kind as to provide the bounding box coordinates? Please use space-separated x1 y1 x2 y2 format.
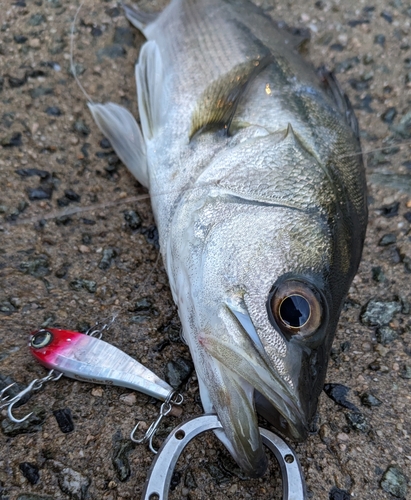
170 129 365 476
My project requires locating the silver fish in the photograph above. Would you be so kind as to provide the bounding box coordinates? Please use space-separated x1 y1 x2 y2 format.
89 0 367 477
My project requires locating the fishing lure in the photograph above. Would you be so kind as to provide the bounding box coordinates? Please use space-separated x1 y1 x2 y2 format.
1 328 183 451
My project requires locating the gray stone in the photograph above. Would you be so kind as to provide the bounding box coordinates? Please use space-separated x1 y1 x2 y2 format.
376 326 398 344
97 44 126 61
27 14 46 26
165 357 194 389
360 392 382 407
360 299 402 327
345 412 368 432
51 462 91 500
380 465 408 498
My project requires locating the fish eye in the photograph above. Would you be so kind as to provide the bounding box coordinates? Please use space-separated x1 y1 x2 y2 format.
267 280 322 338
31 330 53 349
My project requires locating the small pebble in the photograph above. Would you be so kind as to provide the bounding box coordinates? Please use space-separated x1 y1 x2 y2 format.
113 27 135 47
112 434 134 482
97 45 126 61
404 211 411 223
360 299 402 327
376 326 397 345
205 463 231 485
45 106 62 116
374 34 386 46
329 486 351 500
380 465 408 498
380 10 393 23
381 107 398 124
124 209 142 230
19 255 50 278
120 393 136 406
27 186 53 201
19 462 40 484
369 360 381 371
69 278 97 293
73 120 90 136
166 357 194 389
29 38 41 49
360 392 382 407
345 412 368 432
53 463 91 500
27 14 46 26
98 248 117 270
130 297 153 312
184 469 197 489
379 201 400 218
91 387 103 397
399 365 411 379
14 34 27 44
53 408 75 434
323 383 360 412
372 266 386 282
1 132 22 147
64 189 80 201
99 138 111 149
170 471 182 491
378 233 396 246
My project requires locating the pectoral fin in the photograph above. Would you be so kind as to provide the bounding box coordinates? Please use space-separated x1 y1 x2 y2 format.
88 102 149 187
190 55 273 139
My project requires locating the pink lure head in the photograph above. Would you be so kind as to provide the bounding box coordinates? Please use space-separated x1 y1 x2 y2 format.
29 328 86 370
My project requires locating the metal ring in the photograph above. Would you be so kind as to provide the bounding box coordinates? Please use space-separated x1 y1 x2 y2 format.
141 414 307 500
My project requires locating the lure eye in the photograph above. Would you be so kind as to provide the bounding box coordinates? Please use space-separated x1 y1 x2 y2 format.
31 330 53 349
267 280 322 338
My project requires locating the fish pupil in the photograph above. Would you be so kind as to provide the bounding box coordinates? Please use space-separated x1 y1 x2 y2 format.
279 295 310 328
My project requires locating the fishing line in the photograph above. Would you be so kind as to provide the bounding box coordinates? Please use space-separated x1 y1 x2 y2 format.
70 0 94 105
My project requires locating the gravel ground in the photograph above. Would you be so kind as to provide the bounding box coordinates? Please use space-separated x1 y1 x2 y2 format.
1 1 411 499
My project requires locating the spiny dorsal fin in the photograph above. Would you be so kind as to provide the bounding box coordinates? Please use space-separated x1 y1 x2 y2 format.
123 3 160 35
190 55 273 139
136 40 164 141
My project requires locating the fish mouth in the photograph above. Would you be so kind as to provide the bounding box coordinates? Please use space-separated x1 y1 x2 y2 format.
201 302 312 475
225 303 310 439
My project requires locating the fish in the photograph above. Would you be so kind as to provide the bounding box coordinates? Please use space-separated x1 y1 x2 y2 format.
87 0 368 478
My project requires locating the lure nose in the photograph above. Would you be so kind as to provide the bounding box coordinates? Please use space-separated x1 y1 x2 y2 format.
30 330 54 349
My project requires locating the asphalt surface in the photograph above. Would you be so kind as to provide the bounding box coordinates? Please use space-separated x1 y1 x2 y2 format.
0 1 410 499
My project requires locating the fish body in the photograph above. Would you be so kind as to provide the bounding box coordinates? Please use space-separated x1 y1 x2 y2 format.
89 0 367 477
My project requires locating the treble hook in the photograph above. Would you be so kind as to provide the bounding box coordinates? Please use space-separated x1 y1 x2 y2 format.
3 370 62 423
130 392 184 453
0 383 16 404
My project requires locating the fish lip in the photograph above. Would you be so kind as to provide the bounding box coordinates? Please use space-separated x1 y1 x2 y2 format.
225 302 310 441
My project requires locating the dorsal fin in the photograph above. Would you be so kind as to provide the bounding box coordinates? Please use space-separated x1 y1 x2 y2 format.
190 55 273 139
123 3 160 35
135 40 164 141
